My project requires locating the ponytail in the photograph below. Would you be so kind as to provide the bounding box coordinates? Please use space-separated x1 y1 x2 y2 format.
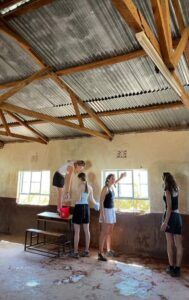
78 172 88 193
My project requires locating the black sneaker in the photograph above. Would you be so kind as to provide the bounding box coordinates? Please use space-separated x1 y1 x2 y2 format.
166 266 174 276
81 251 90 257
98 253 107 261
171 267 181 277
70 252 80 259
106 250 118 257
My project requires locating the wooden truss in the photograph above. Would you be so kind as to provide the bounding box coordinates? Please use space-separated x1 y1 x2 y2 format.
0 0 189 143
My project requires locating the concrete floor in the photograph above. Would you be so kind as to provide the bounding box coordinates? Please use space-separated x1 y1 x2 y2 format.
0 237 189 300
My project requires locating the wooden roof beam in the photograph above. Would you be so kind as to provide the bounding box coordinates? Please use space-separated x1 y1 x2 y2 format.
136 31 189 108
56 49 146 76
51 75 84 127
6 111 49 144
0 130 46 143
172 0 185 34
0 103 111 140
51 74 113 139
0 101 183 129
173 27 189 66
68 91 84 127
0 109 11 135
0 18 46 68
171 1 189 67
151 0 174 69
0 67 51 104
112 0 161 55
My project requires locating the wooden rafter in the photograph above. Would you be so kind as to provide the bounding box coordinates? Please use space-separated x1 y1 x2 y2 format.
151 1 189 68
0 103 111 140
0 17 112 140
0 130 46 143
136 31 189 108
112 0 161 55
0 101 183 129
151 0 174 69
2 0 56 20
171 70 189 108
172 0 185 34
56 49 146 76
0 19 46 68
6 111 49 144
0 37 181 91
51 75 83 127
173 28 189 66
0 109 11 135
0 51 147 91
51 74 113 139
0 67 51 104
68 91 84 127
172 0 189 67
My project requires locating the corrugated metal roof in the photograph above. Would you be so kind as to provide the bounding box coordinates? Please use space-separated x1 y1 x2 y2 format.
61 56 173 100
8 0 138 71
7 77 72 108
88 88 180 112
31 122 87 138
100 107 189 132
0 31 40 84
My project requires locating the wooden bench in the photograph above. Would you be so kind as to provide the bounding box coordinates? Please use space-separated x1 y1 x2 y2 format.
24 228 71 257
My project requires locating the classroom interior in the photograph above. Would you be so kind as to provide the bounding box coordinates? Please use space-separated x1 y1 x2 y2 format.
0 0 189 299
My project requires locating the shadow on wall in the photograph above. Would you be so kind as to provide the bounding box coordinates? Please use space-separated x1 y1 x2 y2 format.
85 160 92 170
176 172 188 213
87 172 101 200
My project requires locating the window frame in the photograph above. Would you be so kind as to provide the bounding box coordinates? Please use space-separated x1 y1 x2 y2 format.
102 169 149 200
17 170 50 205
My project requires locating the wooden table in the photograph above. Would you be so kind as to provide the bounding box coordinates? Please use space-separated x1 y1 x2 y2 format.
37 211 73 245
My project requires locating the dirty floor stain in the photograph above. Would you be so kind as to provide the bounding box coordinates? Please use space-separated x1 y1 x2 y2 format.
0 239 189 300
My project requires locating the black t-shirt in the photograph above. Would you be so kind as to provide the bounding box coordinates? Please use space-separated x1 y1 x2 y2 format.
163 189 179 211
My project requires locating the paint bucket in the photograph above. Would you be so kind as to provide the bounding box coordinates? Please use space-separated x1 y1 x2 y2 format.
60 206 70 218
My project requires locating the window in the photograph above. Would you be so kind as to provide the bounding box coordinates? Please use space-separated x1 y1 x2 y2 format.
17 171 50 205
102 169 149 212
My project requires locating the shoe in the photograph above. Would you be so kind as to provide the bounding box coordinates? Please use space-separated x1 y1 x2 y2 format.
165 266 174 276
98 253 107 261
70 252 80 259
81 251 90 257
106 250 118 257
171 267 181 277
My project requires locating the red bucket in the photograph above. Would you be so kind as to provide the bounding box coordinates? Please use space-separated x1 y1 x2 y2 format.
60 206 70 218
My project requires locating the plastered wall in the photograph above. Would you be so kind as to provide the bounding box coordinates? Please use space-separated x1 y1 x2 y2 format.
0 131 189 213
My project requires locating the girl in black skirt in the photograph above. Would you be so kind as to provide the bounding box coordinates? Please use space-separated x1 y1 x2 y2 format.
161 172 183 277
72 172 98 258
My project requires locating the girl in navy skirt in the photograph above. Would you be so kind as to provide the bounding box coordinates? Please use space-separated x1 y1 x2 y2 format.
72 172 99 258
161 172 183 277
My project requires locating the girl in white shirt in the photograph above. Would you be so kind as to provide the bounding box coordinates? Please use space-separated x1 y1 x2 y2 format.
52 160 85 212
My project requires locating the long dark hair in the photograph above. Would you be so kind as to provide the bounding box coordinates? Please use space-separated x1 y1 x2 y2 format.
78 172 88 193
163 172 178 193
105 174 115 186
